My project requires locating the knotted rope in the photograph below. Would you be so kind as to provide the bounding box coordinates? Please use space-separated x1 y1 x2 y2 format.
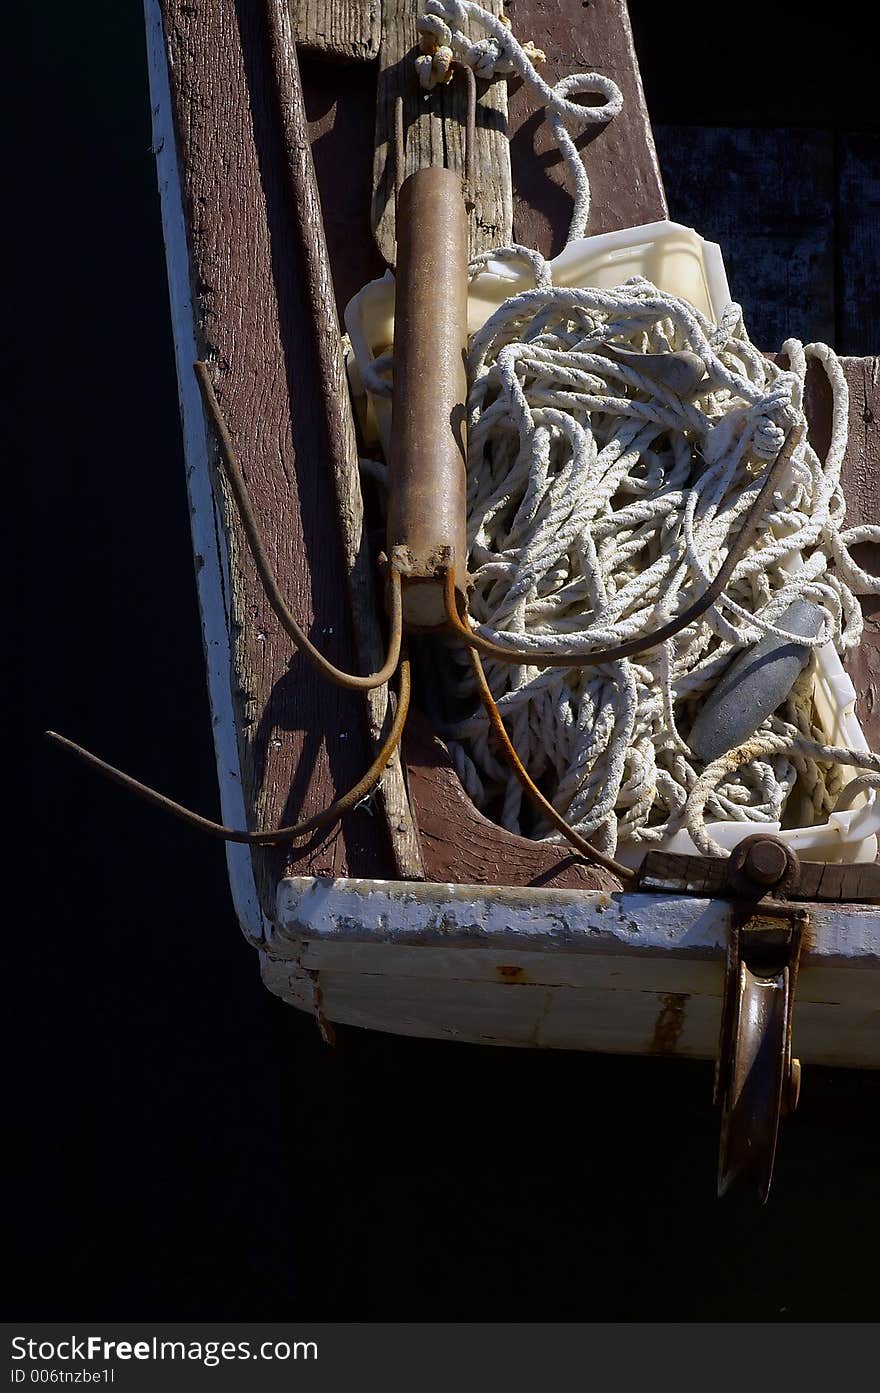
368 2 880 859
416 0 622 239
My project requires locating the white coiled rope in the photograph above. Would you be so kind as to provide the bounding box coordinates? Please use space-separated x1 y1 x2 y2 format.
372 2 880 858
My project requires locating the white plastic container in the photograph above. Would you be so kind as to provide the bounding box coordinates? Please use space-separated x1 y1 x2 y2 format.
344 221 878 864
468 219 730 328
644 648 879 865
345 220 731 452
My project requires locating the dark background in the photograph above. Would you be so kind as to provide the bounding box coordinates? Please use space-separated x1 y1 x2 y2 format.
9 2 879 1320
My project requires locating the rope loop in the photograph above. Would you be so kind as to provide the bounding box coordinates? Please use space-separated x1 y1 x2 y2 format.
416 0 621 237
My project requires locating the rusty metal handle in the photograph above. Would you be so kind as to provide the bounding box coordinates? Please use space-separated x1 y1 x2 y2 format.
388 167 470 628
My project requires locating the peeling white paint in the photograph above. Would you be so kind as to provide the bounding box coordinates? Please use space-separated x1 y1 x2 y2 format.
267 876 879 1064
273 875 880 963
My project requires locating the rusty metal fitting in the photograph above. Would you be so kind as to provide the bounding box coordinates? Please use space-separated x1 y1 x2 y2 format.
730 833 802 898
744 839 789 886
716 903 808 1202
387 165 470 628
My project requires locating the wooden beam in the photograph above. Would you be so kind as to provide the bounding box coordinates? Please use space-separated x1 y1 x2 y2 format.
292 0 380 62
372 0 512 263
145 0 269 941
300 53 387 313
802 356 880 754
153 0 421 916
638 852 880 904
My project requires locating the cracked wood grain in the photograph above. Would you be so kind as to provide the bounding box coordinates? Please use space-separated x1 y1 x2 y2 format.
372 0 512 262
292 0 380 61
803 356 879 754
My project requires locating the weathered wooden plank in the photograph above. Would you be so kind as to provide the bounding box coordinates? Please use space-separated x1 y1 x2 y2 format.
292 0 380 61
261 965 878 1065
301 54 386 313
802 356 880 753
266 0 425 879
404 711 620 892
653 125 836 347
286 941 880 1005
372 0 512 262
839 356 880 750
157 0 404 909
145 0 269 942
300 51 417 882
509 0 667 255
838 131 880 356
272 875 880 963
639 851 880 904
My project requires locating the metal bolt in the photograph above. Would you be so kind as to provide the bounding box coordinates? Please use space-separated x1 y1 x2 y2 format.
743 838 789 887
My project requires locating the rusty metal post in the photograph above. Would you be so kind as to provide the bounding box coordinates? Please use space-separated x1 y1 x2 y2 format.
388 166 469 628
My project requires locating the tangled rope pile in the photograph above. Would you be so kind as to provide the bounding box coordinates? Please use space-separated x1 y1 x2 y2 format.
445 281 879 856
367 2 880 859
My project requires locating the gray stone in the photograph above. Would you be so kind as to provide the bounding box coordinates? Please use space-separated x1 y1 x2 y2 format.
687 599 826 765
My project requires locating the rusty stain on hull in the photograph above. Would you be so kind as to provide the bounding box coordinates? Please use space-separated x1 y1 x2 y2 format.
651 992 690 1054
496 964 528 982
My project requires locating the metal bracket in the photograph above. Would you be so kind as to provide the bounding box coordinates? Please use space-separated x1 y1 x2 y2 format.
638 843 879 903
715 895 808 1202
717 836 810 1203
637 832 851 1202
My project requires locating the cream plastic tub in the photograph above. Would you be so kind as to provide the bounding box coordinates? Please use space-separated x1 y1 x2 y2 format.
647 650 879 866
345 220 731 452
344 221 878 864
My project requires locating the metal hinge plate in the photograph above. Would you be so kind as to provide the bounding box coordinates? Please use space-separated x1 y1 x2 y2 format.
637 834 878 1200
638 848 880 904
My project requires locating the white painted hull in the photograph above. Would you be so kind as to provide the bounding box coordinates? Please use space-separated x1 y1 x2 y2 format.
264 877 880 1067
